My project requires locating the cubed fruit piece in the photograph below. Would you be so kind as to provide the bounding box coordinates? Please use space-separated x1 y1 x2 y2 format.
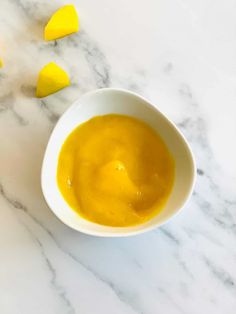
44 5 79 41
0 58 3 67
36 62 70 98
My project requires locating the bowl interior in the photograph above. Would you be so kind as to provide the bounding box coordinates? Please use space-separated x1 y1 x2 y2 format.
41 89 195 236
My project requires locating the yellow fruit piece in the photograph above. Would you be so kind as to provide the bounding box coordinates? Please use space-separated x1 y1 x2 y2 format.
36 62 70 98
0 58 3 67
44 5 79 41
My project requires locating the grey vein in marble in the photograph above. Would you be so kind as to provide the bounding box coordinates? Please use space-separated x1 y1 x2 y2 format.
52 247 144 314
67 30 111 88
197 168 204 176
175 83 236 229
203 257 236 292
10 0 53 21
24 224 76 314
0 92 28 125
158 227 180 245
0 182 143 314
0 182 75 313
40 99 60 124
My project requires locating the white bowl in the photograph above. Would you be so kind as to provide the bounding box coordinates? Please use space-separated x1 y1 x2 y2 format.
41 88 196 237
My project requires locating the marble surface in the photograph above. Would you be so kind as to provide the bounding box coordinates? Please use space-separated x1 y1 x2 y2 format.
0 0 236 313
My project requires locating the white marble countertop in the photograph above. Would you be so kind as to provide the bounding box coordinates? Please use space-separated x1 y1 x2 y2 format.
1 0 236 313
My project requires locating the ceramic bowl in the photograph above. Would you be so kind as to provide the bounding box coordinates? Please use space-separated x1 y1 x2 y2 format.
41 88 196 237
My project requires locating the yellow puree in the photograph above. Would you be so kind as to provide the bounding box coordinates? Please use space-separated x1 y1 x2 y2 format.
57 114 175 227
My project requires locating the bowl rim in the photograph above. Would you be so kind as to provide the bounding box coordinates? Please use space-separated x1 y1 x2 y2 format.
41 87 196 237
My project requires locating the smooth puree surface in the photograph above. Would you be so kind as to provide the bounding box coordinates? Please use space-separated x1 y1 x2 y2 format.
57 114 175 227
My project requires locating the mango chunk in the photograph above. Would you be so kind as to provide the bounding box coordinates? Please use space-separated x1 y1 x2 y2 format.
36 62 70 98
44 5 79 41
0 58 3 67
